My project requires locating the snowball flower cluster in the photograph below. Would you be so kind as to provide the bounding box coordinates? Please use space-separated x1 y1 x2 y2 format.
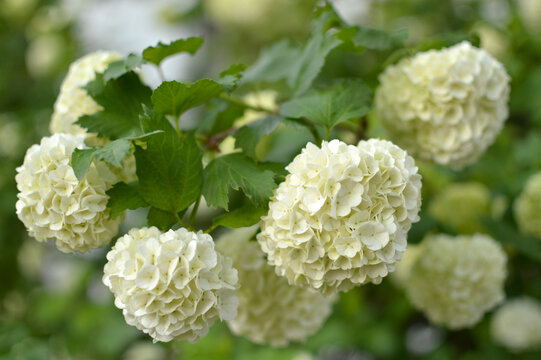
216 227 335 347
375 41 510 169
103 227 239 343
258 139 422 295
514 172 541 238
428 182 492 234
50 51 120 137
204 0 316 42
15 133 121 253
491 297 541 352
406 234 507 329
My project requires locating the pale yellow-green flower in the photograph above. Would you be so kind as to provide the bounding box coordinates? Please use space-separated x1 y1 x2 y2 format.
204 0 316 42
258 139 422 295
50 51 121 137
103 227 239 343
406 233 507 329
217 227 335 347
391 243 424 289
375 41 510 169
491 297 541 352
428 182 492 234
514 172 541 237
15 133 121 253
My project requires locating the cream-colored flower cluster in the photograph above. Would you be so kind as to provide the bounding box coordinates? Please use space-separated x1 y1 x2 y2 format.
50 51 121 137
15 133 121 253
217 227 335 347
258 139 422 295
204 0 316 42
429 182 492 234
406 234 507 329
103 227 239 343
514 172 541 238
375 41 510 169
491 297 541 352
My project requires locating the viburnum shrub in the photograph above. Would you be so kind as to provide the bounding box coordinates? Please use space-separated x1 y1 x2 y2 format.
15 3 519 346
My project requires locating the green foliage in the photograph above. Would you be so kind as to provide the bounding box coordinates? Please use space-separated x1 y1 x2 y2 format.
143 37 203 66
135 123 203 214
106 182 148 219
147 207 179 231
280 79 372 131
234 115 283 159
211 203 268 229
151 79 224 117
103 54 144 81
76 72 152 139
482 218 541 262
202 153 277 210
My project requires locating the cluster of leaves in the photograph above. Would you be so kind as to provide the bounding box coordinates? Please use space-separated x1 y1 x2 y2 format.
71 4 405 233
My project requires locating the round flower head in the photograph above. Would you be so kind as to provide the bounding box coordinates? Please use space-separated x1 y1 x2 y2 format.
15 133 122 253
491 297 541 352
258 139 422 295
103 227 239 343
429 182 492 234
514 172 541 238
216 227 335 347
50 51 121 137
406 233 507 329
375 41 510 169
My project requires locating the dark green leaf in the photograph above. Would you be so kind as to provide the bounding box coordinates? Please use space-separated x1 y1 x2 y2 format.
212 203 268 228
234 115 282 159
151 79 223 117
106 182 148 219
104 54 144 81
71 149 96 181
279 79 372 130
76 72 152 139
242 40 300 84
288 10 343 95
143 37 203 66
135 121 203 213
147 207 178 231
202 153 277 210
482 218 541 262
93 139 131 167
197 101 244 135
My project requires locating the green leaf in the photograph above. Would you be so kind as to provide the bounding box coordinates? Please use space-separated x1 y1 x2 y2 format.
242 40 300 84
104 54 144 81
135 121 203 213
288 10 343 95
147 207 178 231
151 79 224 117
219 64 246 93
482 218 541 262
76 72 152 139
71 149 95 181
338 26 408 51
234 115 282 159
106 182 148 219
202 153 276 210
142 37 203 66
279 79 372 130
212 203 268 228
197 101 244 135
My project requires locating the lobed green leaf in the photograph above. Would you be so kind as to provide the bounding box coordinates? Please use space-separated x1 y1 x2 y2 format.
106 182 148 219
142 37 203 66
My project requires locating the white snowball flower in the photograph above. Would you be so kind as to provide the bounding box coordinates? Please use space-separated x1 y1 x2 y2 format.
50 51 121 137
103 227 239 343
406 233 507 329
216 227 335 347
258 139 422 295
514 172 541 238
375 41 510 169
15 133 122 253
491 297 541 352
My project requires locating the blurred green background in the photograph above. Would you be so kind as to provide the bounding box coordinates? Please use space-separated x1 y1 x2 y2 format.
2 0 541 359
